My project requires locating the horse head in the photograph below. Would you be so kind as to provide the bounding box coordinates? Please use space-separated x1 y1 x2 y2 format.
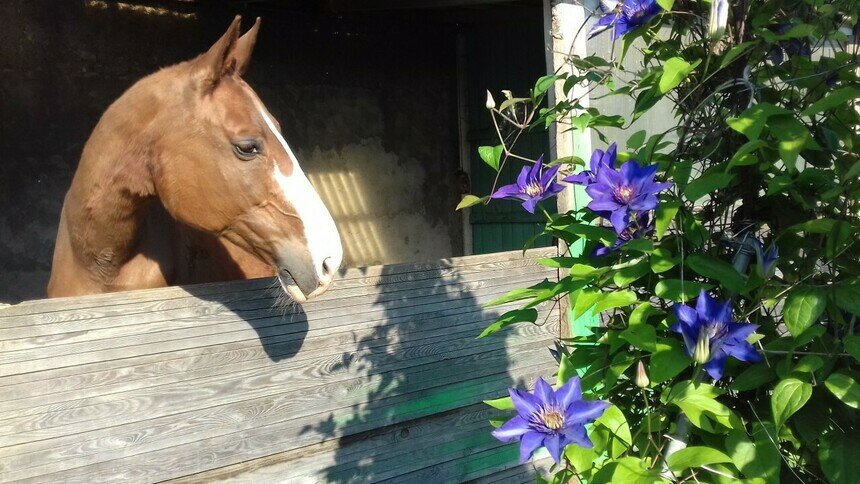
152 17 342 302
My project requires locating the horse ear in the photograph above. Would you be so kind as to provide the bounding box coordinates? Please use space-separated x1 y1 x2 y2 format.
228 17 261 77
195 15 242 91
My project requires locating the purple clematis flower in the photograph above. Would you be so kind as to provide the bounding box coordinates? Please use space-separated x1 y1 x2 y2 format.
593 211 654 257
564 142 617 186
767 24 812 65
585 159 672 234
670 289 761 381
492 377 609 463
754 240 779 280
589 0 663 40
490 156 565 214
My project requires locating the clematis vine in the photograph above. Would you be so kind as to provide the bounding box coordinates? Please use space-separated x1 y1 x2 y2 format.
490 156 565 214
589 0 663 40
593 211 653 257
563 142 617 187
671 289 761 381
754 240 779 280
585 157 672 234
492 377 609 463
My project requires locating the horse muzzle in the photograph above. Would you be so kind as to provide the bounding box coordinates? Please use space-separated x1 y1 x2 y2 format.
275 249 341 303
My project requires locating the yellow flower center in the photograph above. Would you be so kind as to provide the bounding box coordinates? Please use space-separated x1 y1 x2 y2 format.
539 408 565 430
615 185 635 203
524 182 543 197
693 329 711 364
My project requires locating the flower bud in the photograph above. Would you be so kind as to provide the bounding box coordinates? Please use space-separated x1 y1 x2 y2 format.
693 330 711 365
635 361 650 389
708 0 728 41
485 90 496 110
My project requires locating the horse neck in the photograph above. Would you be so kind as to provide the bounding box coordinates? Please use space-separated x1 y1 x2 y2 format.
64 78 165 280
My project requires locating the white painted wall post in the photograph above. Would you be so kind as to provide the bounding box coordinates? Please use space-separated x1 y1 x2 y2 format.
543 0 592 338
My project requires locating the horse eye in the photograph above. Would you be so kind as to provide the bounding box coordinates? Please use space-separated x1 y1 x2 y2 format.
232 140 261 160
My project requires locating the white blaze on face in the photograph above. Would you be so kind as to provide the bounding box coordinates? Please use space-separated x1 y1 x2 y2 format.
257 103 343 293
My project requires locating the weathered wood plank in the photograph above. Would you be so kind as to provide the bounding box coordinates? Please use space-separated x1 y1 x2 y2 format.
0 286 544 394
0 249 560 483
0 302 553 408
0 278 550 377
0 259 550 344
0 249 554 319
171 404 502 483
0 336 553 455
0 263 550 347
11 362 554 483
0 309 555 422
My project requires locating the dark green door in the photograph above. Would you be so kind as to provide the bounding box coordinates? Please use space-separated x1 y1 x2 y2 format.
463 15 554 254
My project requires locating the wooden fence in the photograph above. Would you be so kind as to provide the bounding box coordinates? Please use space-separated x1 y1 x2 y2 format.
0 249 560 483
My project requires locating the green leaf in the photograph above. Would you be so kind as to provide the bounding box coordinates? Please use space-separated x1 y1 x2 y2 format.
782 286 827 336
801 87 860 116
484 279 556 308
613 259 650 287
658 57 699 94
729 364 775 392
766 175 793 195
726 425 781 481
684 173 733 202
622 238 654 253
727 103 791 140
663 382 740 432
654 200 680 240
726 139 767 170
478 308 538 338
720 41 757 69
819 432 860 484
557 353 577 386
655 279 712 302
771 378 812 429
551 222 618 247
620 324 657 352
845 335 860 361
835 281 860 316
627 129 647 150
824 372 860 409
592 457 668 484
650 248 679 273
792 355 823 375
650 341 690 383
655 0 675 11
593 405 633 459
572 287 603 319
483 395 513 410
534 74 559 97
686 254 746 294
594 289 637 314
629 302 662 326
455 194 487 210
478 145 504 171
768 115 817 171
667 446 732 472
787 217 841 234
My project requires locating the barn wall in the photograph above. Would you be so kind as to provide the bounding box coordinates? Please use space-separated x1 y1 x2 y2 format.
0 0 464 303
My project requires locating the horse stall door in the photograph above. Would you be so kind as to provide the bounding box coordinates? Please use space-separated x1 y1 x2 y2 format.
463 13 555 255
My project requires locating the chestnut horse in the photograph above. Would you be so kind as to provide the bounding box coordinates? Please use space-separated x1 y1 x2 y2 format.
48 17 343 303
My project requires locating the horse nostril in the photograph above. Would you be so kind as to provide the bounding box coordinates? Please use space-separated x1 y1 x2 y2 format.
322 257 336 278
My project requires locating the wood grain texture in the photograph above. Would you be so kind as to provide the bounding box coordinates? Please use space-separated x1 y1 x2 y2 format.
0 249 559 483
